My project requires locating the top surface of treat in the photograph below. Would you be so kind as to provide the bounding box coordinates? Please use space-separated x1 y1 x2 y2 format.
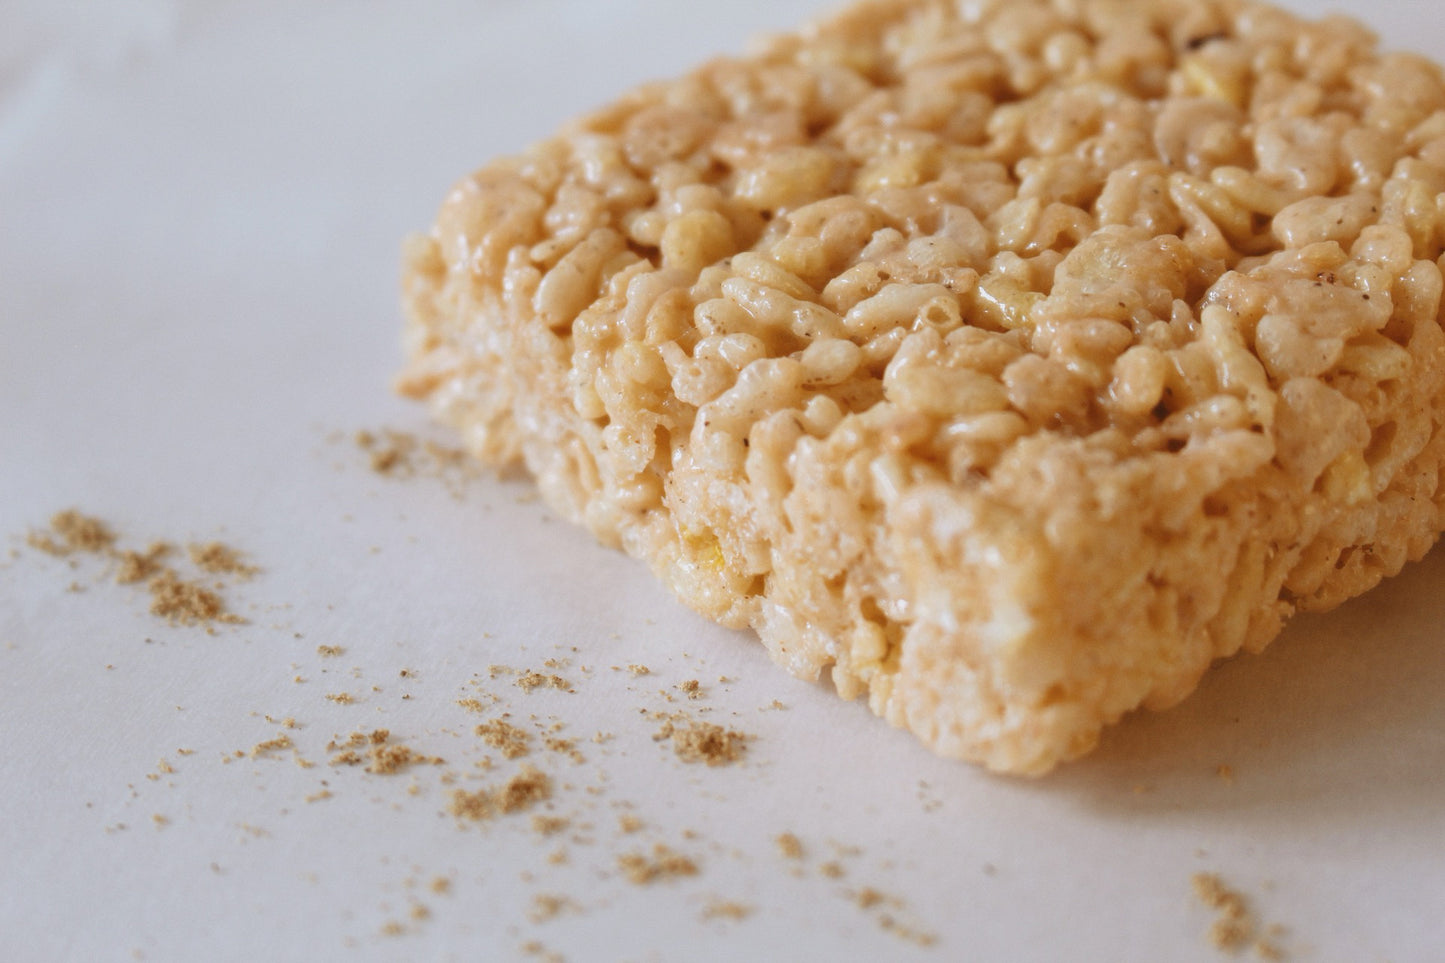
415 0 1445 487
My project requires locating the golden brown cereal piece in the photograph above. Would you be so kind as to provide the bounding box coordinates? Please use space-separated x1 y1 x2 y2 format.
400 0 1445 773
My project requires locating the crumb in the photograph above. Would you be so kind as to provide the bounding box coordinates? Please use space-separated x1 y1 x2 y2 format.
678 679 702 699
617 814 644 834
187 541 257 578
250 734 294 758
527 894 576 924
625 664 650 676
654 717 749 766
151 814 169 828
304 789 333 803
116 543 171 584
702 899 752 921
327 729 442 773
855 887 887 910
28 510 115 555
1192 872 1256 953
516 671 570 693
448 766 553 821
819 861 845 879
429 877 451 895
617 844 699 885
475 719 531 758
148 570 241 626
531 815 570 837
317 645 345 657
775 833 804 860
324 692 355 704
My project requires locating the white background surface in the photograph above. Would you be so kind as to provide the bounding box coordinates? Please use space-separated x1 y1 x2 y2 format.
2 1 1444 960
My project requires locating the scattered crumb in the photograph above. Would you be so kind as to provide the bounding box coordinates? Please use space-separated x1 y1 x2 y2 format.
517 671 570 693
116 543 171 584
148 570 241 626
677 679 702 699
775 833 804 860
28 510 115 555
617 844 699 885
626 664 650 676
317 645 345 658
324 692 355 704
327 729 442 773
531 815 570 837
429 877 451 895
819 861 845 879
1191 872 1285 957
617 814 644 835
448 766 553 821
250 734 294 758
188 541 257 578
475 719 531 759
654 717 749 766
702 899 752 921
855 887 888 910
527 893 576 924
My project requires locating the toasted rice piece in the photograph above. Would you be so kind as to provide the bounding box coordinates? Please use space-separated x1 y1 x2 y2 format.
399 0 1445 774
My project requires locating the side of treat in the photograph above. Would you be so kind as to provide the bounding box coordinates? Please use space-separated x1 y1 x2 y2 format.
399 0 1445 774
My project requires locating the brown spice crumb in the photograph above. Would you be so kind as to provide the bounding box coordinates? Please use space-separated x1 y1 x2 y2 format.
516 671 570 693
1192 872 1256 953
429 877 451 895
543 737 584 764
617 844 699 885
316 645 345 658
29 510 116 555
187 541 257 578
304 789 332 803
379 921 405 937
366 742 444 774
519 941 564 963
654 717 749 766
702 899 753 921
527 893 576 924
626 664 650 676
148 570 241 626
448 766 553 821
324 692 355 704
326 729 441 773
475 718 531 759
819 861 846 879
775 833 804 860
151 813 169 828
531 815 570 837
678 679 702 699
250 734 294 758
855 887 888 910
116 543 171 584
617 814 644 835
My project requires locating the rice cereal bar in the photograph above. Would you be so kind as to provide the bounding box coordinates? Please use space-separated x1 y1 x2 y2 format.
398 0 1445 774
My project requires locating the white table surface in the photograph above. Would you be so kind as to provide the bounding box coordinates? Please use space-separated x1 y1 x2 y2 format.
2 1 1443 960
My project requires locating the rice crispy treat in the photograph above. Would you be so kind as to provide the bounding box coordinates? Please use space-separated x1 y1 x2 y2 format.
398 0 1445 774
